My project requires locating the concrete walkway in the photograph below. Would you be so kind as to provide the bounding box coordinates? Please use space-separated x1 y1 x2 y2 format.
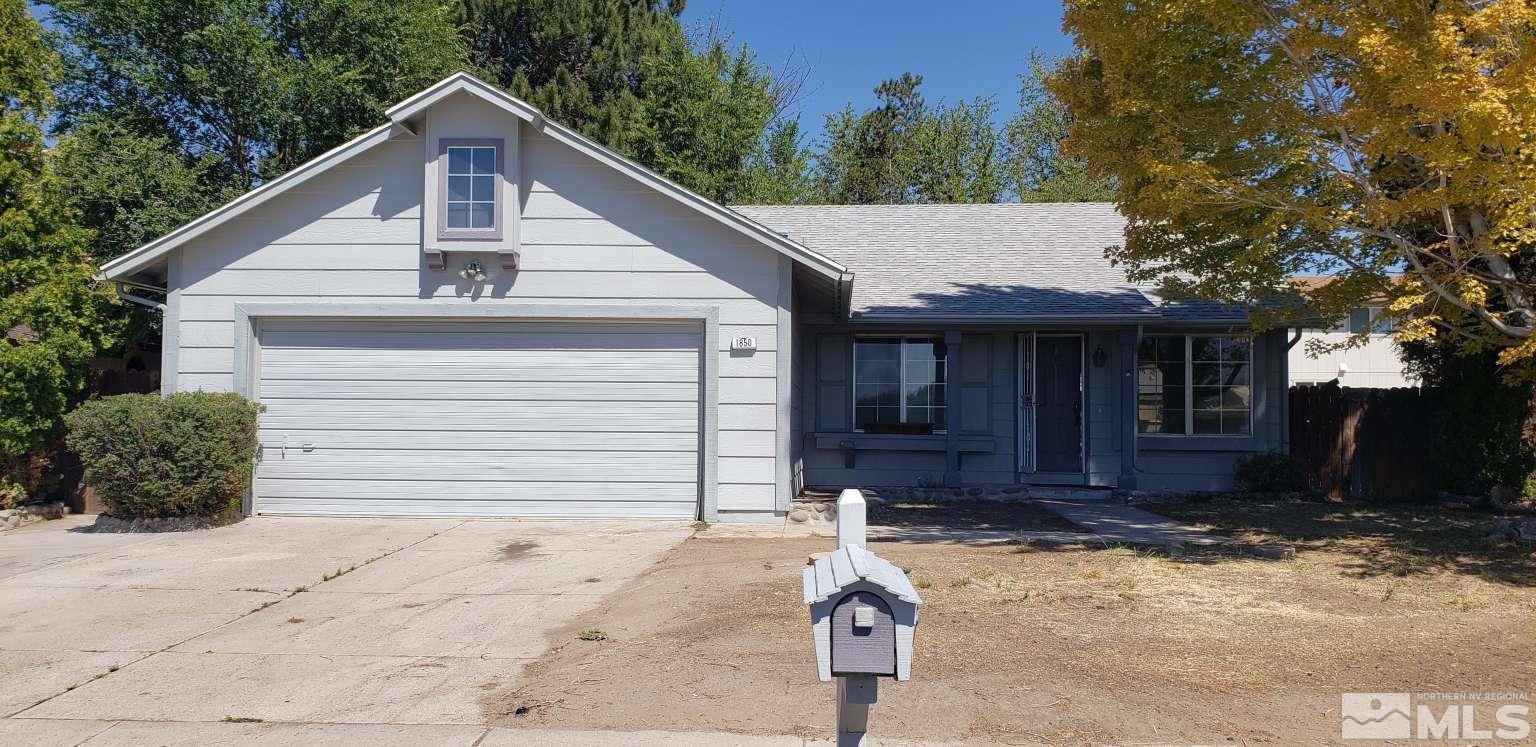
1034 499 1229 546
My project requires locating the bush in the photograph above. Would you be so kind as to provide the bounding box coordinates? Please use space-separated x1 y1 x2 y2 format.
1234 451 1309 494
65 392 260 518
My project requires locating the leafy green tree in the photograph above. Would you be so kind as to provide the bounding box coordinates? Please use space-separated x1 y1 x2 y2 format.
457 0 786 203
0 0 118 487
631 34 778 203
741 119 815 204
1003 54 1111 203
52 116 231 263
47 0 469 189
816 73 928 204
814 74 1012 205
909 95 1005 203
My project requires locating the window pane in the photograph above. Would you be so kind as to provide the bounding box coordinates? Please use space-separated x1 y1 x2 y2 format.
855 406 900 429
1222 362 1250 385
1192 386 1224 410
471 175 495 201
447 175 471 202
471 147 495 174
856 340 898 383
1221 411 1251 435
1222 385 1251 408
446 203 469 228
1192 362 1221 386
1191 336 1221 361
469 202 494 229
1192 410 1222 434
1137 340 1187 433
447 147 471 174
855 383 899 408
1349 308 1372 334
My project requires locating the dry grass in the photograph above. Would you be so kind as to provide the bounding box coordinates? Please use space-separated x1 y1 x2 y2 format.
487 501 1536 744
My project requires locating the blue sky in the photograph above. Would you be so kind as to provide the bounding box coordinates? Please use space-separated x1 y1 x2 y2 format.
680 1 1075 141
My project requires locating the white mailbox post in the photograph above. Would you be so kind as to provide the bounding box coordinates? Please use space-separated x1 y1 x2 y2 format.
804 489 921 745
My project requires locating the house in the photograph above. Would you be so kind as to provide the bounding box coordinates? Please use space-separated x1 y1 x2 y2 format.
1287 276 1417 388
99 73 1289 523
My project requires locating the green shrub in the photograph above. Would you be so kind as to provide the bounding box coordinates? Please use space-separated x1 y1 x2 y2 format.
1233 451 1309 493
65 392 260 518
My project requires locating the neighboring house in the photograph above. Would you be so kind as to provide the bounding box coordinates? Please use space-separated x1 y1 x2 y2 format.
99 73 1289 523
1287 278 1417 388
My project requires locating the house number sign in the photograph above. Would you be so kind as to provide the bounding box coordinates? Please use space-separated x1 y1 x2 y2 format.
731 336 758 352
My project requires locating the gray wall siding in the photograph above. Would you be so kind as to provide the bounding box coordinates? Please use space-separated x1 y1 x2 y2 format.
168 101 786 518
798 326 1281 492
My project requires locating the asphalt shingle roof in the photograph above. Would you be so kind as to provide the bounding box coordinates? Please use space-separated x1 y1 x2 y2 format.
733 203 1246 323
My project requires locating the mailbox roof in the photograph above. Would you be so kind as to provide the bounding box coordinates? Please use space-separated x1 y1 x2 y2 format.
803 544 922 606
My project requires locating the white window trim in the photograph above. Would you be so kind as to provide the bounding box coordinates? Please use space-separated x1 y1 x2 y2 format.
437 138 503 241
1137 333 1254 437
852 335 948 434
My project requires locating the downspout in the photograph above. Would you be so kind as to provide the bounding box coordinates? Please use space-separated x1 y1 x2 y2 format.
114 280 167 313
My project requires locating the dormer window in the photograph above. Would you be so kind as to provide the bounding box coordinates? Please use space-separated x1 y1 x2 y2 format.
438 139 502 240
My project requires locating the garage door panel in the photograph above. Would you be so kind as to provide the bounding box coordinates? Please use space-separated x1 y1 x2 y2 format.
260 451 698 483
260 361 697 383
255 479 700 501
258 429 700 452
260 328 701 352
256 497 698 518
259 380 699 402
253 318 702 518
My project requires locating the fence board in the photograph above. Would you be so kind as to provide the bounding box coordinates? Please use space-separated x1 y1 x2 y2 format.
1289 384 1436 500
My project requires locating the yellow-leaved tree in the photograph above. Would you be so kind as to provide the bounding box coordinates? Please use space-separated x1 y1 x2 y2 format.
1050 0 1536 364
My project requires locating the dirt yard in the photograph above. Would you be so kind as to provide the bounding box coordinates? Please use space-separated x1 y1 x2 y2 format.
486 500 1536 744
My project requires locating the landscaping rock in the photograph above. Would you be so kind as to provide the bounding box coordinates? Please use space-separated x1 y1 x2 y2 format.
1247 544 1297 560
1488 517 1536 543
0 501 71 532
787 509 812 523
811 501 831 513
85 511 243 533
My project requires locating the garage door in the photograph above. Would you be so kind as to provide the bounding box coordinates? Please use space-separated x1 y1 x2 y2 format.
252 318 702 518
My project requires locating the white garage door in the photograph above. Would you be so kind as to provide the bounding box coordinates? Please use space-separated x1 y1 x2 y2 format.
253 318 702 518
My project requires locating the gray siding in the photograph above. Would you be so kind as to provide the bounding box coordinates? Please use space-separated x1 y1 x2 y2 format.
167 95 787 519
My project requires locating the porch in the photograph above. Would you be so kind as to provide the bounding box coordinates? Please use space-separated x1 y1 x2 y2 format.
794 325 1288 494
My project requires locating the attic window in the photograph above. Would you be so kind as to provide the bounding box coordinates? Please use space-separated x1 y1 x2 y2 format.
438 139 502 240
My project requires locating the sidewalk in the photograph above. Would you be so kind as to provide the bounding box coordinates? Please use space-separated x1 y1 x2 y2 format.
1034 498 1229 546
0 719 999 746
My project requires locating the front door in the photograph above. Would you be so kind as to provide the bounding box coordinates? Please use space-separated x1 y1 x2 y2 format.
1030 335 1084 474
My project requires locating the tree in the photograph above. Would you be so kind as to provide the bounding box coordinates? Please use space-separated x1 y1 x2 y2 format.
0 0 117 492
909 96 1005 204
742 119 815 204
47 0 469 190
815 73 928 204
1050 0 1536 364
52 116 230 263
456 0 790 203
1003 53 1112 203
630 33 779 203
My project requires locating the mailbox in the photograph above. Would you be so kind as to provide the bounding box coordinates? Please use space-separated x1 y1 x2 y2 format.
804 543 921 682
831 590 896 676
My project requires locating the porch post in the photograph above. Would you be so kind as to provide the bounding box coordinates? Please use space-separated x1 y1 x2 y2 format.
944 330 962 487
1117 329 1139 489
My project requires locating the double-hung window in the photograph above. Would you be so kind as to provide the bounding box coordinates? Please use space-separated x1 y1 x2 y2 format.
1136 335 1252 435
439 140 501 239
854 337 947 433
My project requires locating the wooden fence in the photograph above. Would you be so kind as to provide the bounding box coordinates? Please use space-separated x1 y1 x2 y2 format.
1288 383 1437 500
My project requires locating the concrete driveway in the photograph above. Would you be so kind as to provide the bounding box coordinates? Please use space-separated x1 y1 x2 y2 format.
0 515 693 745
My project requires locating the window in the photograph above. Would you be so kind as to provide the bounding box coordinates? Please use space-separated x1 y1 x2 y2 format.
1137 335 1252 435
439 140 501 239
854 337 947 432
